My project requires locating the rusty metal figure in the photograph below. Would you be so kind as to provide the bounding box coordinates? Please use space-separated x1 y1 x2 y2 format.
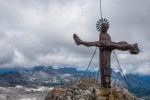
73 18 139 88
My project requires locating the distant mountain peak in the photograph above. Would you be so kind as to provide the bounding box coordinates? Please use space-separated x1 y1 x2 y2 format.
47 66 53 69
33 65 45 71
58 67 78 74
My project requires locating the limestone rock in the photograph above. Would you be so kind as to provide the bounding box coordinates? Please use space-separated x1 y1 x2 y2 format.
45 78 142 100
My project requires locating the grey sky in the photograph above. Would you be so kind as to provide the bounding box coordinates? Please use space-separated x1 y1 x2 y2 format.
0 0 150 75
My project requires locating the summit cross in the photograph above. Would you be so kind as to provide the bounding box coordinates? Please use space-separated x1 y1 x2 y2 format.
73 18 139 88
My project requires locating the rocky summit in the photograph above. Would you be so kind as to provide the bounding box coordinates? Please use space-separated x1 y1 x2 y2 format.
45 78 142 100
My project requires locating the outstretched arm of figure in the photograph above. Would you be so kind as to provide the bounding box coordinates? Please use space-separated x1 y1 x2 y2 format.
97 41 140 54
73 34 139 54
73 34 102 47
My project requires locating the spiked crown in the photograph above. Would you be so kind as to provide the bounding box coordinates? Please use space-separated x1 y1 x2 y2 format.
96 18 109 31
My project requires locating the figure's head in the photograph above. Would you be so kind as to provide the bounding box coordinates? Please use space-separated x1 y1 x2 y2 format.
96 18 109 33
101 23 109 33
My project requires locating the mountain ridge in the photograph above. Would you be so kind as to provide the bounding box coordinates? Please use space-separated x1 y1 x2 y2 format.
0 65 150 98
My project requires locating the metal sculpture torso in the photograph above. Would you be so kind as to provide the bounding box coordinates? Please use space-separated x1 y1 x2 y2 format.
73 22 139 88
99 32 112 88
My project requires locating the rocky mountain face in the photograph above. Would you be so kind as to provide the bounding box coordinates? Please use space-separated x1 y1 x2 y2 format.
0 66 150 99
111 71 150 98
112 71 150 89
0 66 83 87
45 79 141 100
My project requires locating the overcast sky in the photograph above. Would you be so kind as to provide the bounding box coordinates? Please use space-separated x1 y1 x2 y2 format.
0 0 150 75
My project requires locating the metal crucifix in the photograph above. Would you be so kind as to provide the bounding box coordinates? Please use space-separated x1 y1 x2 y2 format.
73 18 139 88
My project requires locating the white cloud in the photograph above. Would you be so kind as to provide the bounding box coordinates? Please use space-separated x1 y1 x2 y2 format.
12 49 28 67
0 42 14 65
